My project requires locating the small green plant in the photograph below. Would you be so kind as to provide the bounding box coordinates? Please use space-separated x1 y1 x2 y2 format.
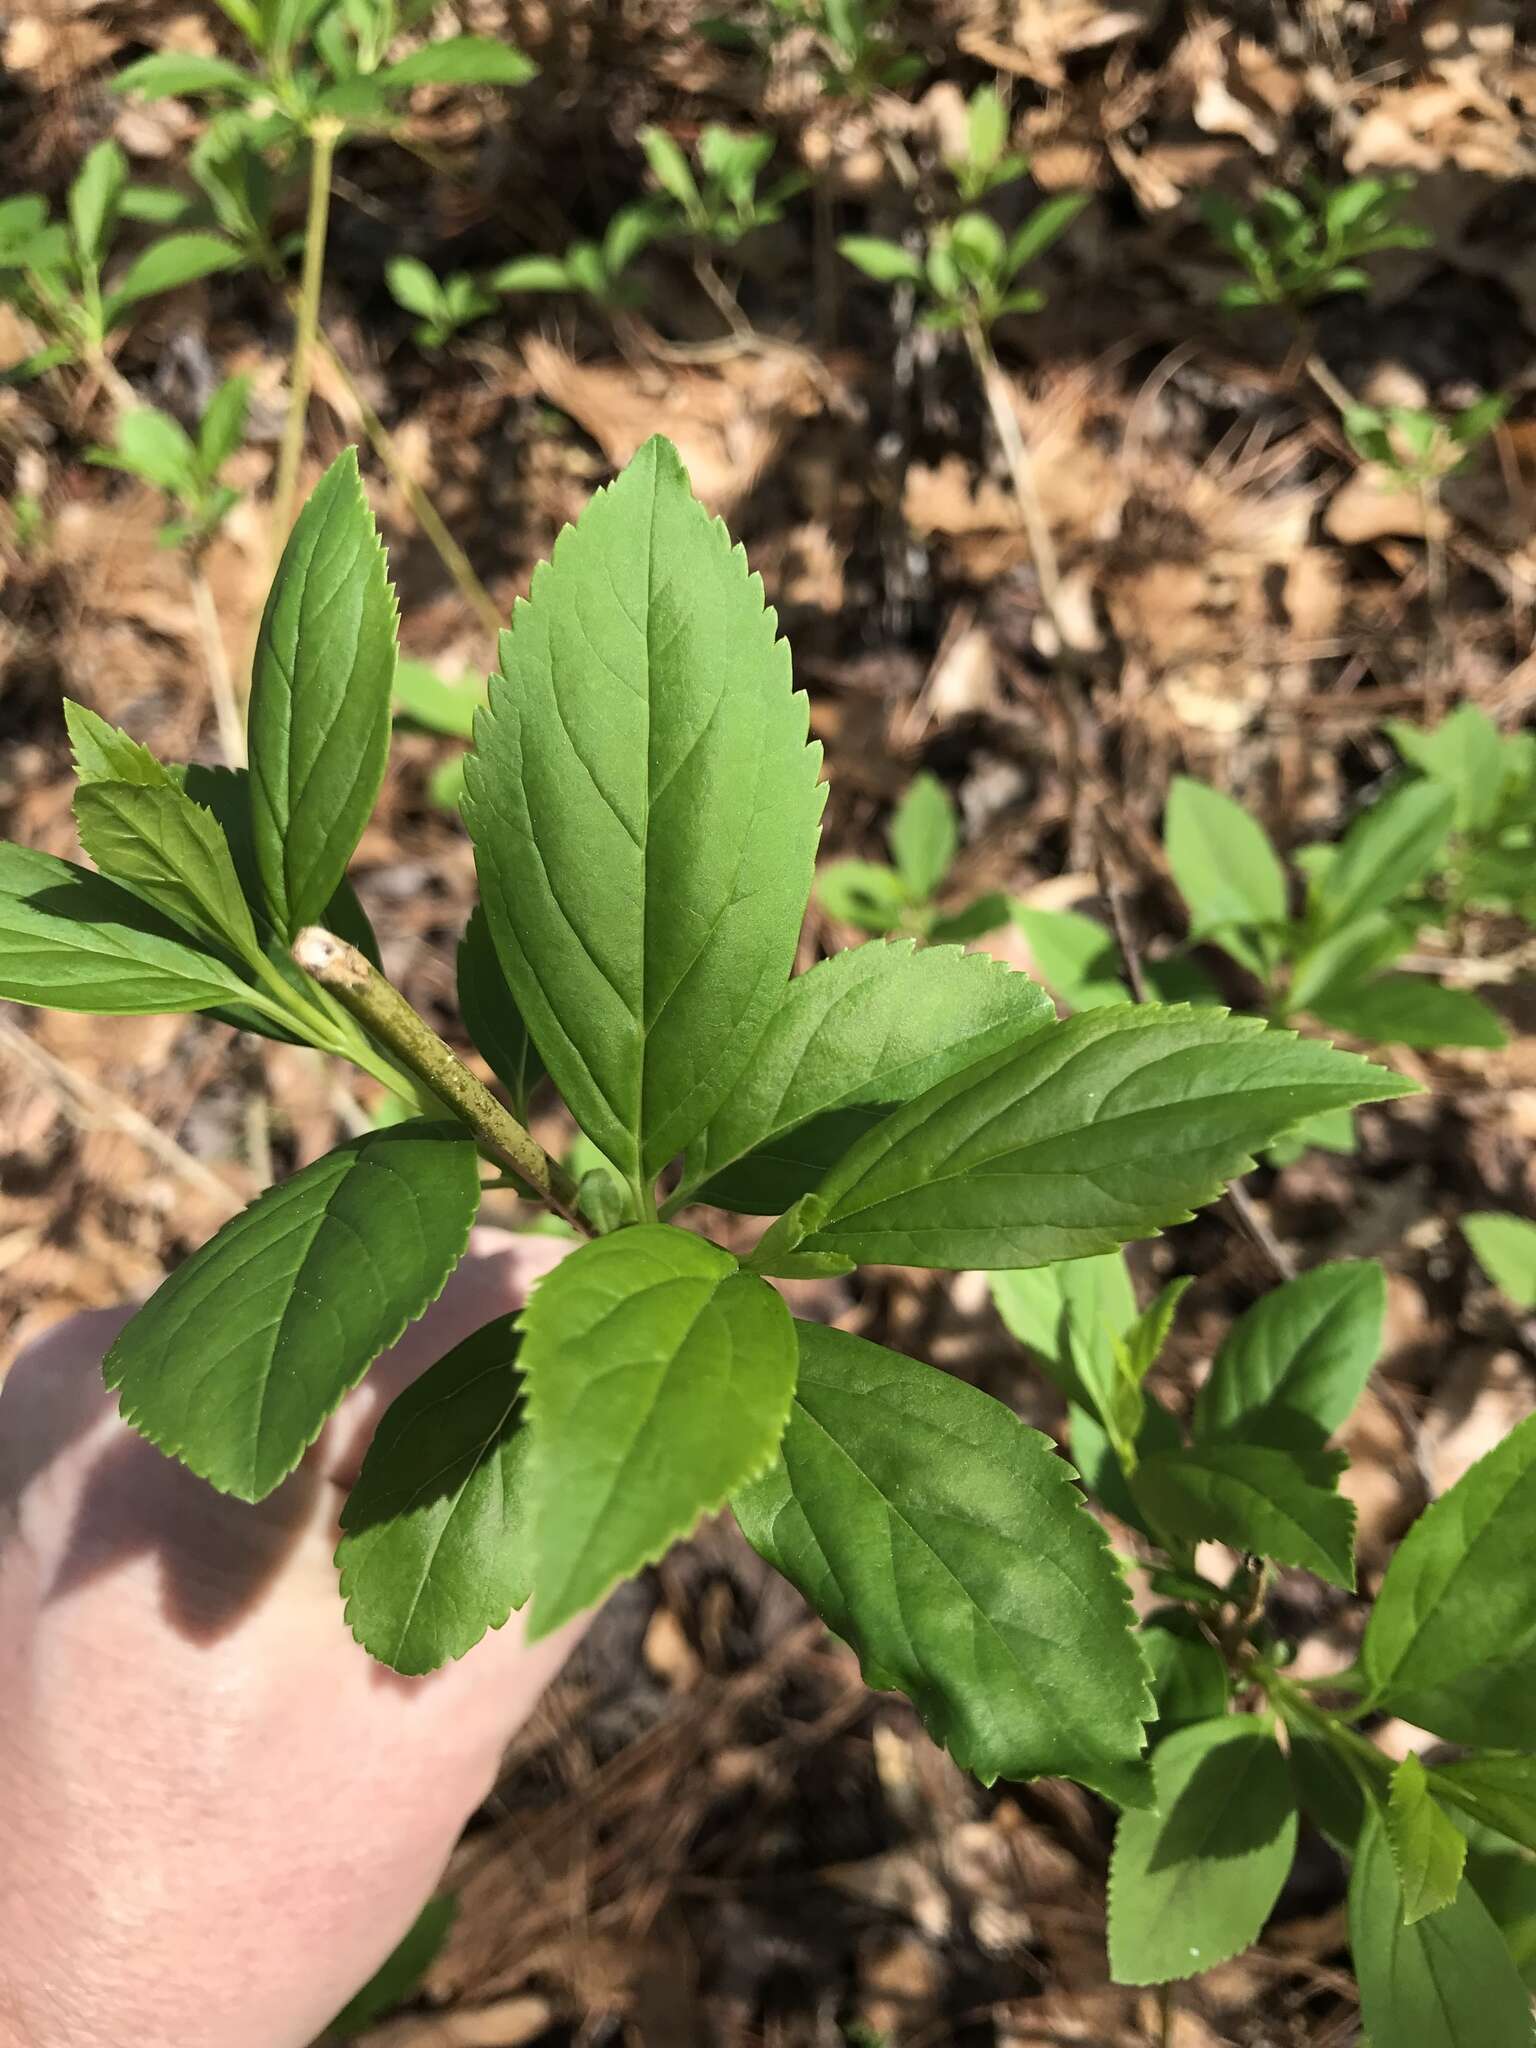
840 187 1085 334
817 770 1008 942
492 203 663 312
88 377 251 551
700 0 924 99
1343 395 1508 488
638 124 804 251
0 142 240 385
1202 175 1431 315
994 1248 1536 2032
1463 1212 1536 1311
1017 768 1512 1060
1387 704 1536 924
945 83 1030 204
385 257 496 349
0 432 1403 1845
114 3 534 534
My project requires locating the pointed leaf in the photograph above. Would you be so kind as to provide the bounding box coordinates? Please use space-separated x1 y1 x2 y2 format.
1133 1443 1357 1587
249 447 399 936
1350 1807 1531 2048
1362 1412 1536 1746
838 234 923 284
1011 902 1127 1010
1310 780 1455 935
1107 1715 1298 1984
337 1314 533 1674
113 53 261 100
378 36 536 87
733 1321 1153 1796
104 1123 480 1502
1389 1753 1469 1924
69 140 127 270
1194 1260 1385 1457
104 232 243 323
687 941 1051 1213
1463 1212 1536 1310
1164 775 1287 941
798 1005 1413 1270
888 772 956 901
0 842 255 1015
1140 1611 1230 1738
1310 973 1507 1051
463 435 823 1186
519 1225 797 1638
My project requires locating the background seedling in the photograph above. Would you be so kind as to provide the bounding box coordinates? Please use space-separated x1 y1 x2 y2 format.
1202 175 1431 316
385 257 497 350
818 771 1008 942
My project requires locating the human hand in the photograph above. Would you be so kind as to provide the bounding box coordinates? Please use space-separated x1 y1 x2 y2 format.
0 1229 582 2048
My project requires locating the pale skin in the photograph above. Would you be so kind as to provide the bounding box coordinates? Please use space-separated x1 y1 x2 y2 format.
0 1231 581 2048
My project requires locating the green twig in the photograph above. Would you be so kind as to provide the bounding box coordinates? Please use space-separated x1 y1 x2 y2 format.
291 926 588 1230
272 118 343 547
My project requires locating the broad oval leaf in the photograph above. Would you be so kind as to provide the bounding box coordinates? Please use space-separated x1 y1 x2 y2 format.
798 1004 1413 1271
1140 1610 1230 1738
103 231 243 324
686 941 1051 1213
464 435 824 1186
1361 1412 1536 1745
249 447 399 938
1107 1715 1298 1985
378 35 536 87
519 1224 797 1639
338 1314 533 1674
1350 1807 1531 2048
1164 775 1287 940
1389 1753 1469 1925
1133 1443 1357 1588
732 1320 1154 1797
1463 1212 1536 1310
1193 1260 1385 1456
888 772 956 902
0 842 255 1015
104 1122 480 1501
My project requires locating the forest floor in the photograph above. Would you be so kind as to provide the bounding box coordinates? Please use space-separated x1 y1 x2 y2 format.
1 2 1534 2043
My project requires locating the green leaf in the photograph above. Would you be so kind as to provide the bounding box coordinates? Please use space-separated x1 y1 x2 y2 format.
74 778 262 964
990 1250 1135 1410
1140 1610 1229 1737
686 941 1051 1213
928 890 1010 944
1350 1807 1532 2048
91 406 199 494
638 126 701 214
1463 1212 1536 1310
1164 775 1287 944
1389 1753 1470 1924
1310 780 1455 936
888 772 956 902
337 1313 533 1674
1011 903 1126 1010
491 253 572 293
456 905 543 1121
0 841 256 1015
816 857 908 934
1133 1443 1357 1587
1310 973 1506 1051
1006 191 1088 274
519 1225 797 1639
1107 1715 1298 1985
838 234 923 285
326 1894 456 2036
1388 706 1505 834
69 140 127 270
249 447 399 937
197 374 251 476
384 254 444 319
104 232 243 323
797 1004 1413 1271
104 1123 480 1502
392 657 486 738
113 53 261 100
379 35 535 87
1362 1412 1536 1746
1432 1756 1536 1857
463 435 822 1188
1194 1260 1385 1458
733 1321 1153 1797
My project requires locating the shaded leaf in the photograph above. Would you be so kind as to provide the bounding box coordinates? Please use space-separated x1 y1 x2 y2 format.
1462 1212 1536 1310
104 1123 480 1501
1194 1260 1385 1457
1389 1753 1469 1924
456 905 544 1121
1133 1443 1357 1587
